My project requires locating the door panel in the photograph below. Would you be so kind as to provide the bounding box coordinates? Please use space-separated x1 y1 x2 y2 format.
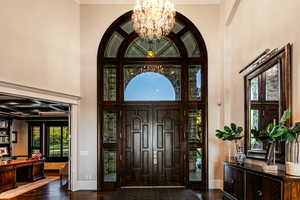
122 108 153 186
122 106 183 186
153 108 183 186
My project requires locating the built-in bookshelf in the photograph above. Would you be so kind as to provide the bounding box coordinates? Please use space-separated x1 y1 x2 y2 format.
0 118 11 156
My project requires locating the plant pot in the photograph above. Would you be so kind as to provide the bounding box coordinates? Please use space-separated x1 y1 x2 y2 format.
234 143 246 164
286 162 300 176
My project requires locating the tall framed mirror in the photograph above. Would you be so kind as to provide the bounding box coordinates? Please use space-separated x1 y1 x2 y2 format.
244 44 292 162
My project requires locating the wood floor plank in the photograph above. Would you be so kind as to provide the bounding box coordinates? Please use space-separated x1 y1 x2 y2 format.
7 179 224 200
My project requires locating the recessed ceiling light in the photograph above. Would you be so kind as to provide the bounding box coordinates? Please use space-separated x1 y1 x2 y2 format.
7 102 18 105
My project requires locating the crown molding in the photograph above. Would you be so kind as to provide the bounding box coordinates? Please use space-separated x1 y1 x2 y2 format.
79 0 221 5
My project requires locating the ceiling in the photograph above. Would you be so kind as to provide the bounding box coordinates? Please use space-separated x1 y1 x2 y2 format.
78 0 221 5
0 94 69 118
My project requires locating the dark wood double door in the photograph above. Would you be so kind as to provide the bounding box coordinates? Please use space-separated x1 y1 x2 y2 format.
121 105 184 187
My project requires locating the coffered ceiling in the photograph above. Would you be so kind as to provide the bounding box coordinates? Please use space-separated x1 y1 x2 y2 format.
0 94 69 118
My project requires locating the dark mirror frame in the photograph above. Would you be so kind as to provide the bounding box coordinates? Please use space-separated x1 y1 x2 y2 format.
244 44 292 162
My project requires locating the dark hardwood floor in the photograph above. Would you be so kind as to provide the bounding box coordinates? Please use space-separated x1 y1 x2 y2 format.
8 179 224 200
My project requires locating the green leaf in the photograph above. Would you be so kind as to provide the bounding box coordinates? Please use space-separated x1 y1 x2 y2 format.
224 126 231 132
267 123 275 133
286 133 296 142
279 110 291 125
272 127 288 138
230 123 237 131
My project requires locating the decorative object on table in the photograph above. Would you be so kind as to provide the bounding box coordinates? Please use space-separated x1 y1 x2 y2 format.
216 123 245 164
251 110 291 172
0 147 8 158
280 120 300 176
0 120 8 128
132 0 176 40
11 131 17 143
32 153 42 160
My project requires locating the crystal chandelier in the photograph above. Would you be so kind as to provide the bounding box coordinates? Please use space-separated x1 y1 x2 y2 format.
132 0 176 40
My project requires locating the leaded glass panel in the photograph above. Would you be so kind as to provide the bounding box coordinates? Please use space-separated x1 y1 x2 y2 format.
250 77 259 101
125 37 180 57
104 65 116 101
172 21 185 34
187 110 203 144
103 149 117 182
189 148 202 182
103 111 117 143
266 65 279 101
120 20 134 34
181 31 200 57
104 32 124 58
189 65 202 100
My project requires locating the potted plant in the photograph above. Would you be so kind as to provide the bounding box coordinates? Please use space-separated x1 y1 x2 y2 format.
216 123 245 163
251 110 292 172
276 111 300 176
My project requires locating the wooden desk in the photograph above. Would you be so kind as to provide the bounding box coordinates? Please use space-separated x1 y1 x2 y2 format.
0 159 44 193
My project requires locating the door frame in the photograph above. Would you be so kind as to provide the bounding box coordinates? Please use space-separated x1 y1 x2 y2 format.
97 11 208 191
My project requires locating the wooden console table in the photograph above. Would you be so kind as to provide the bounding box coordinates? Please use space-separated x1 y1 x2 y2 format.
0 159 45 193
224 162 300 200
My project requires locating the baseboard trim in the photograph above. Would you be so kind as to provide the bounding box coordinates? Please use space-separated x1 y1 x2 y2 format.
77 180 97 190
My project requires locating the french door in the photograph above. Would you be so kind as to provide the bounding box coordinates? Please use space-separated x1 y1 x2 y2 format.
121 105 184 186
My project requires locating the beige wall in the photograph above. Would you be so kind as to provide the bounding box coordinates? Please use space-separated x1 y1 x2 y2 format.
11 120 28 156
80 4 225 189
0 0 80 96
223 0 300 163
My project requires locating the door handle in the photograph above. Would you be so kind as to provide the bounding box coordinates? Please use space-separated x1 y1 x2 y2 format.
153 151 157 165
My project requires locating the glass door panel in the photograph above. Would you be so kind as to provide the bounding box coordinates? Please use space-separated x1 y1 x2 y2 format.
189 65 202 101
187 109 203 183
189 148 202 182
63 126 69 157
104 65 117 101
31 126 42 154
48 126 62 157
103 111 117 144
187 110 203 144
103 149 117 182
